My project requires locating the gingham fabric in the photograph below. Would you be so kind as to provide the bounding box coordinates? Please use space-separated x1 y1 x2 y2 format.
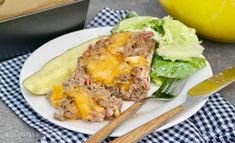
0 7 235 143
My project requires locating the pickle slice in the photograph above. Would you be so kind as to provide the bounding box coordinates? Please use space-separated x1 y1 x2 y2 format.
23 37 102 95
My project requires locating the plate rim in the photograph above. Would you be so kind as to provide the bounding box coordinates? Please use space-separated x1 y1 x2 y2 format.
19 27 213 137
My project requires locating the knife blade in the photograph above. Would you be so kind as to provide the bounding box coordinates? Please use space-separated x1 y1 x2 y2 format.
111 67 235 143
189 67 235 96
182 67 235 110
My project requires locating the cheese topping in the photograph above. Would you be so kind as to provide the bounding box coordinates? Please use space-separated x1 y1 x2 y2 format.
70 88 104 120
108 32 130 55
50 85 63 108
85 32 147 86
86 50 122 84
50 85 104 120
125 56 148 67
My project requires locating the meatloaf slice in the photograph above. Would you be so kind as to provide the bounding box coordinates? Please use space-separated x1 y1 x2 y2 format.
51 32 155 122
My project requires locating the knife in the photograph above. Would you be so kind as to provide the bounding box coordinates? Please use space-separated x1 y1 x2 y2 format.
109 67 235 143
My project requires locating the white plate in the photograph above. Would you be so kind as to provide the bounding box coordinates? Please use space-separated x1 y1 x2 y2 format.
20 27 213 137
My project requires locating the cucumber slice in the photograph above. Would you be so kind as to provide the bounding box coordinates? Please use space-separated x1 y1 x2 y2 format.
23 37 102 95
112 16 153 32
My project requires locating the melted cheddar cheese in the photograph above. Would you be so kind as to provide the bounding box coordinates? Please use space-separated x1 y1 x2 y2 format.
50 85 63 108
86 50 122 84
125 56 147 67
70 87 104 120
85 32 147 86
108 32 130 55
51 85 104 120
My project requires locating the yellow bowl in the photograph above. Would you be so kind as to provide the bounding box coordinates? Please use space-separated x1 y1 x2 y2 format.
159 0 235 43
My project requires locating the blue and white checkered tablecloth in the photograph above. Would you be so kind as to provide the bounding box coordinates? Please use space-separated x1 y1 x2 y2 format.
0 7 235 143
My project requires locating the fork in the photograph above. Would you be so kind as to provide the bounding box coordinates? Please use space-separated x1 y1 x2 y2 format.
110 67 235 143
85 78 187 143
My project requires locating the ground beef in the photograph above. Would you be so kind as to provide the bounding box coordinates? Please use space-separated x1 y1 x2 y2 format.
122 32 154 58
116 66 150 101
53 32 155 121
54 95 79 121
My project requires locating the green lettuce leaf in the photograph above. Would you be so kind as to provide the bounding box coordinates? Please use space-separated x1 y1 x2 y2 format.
126 11 139 19
112 15 204 61
151 76 166 86
112 16 164 41
150 55 206 79
112 16 153 33
157 18 204 60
